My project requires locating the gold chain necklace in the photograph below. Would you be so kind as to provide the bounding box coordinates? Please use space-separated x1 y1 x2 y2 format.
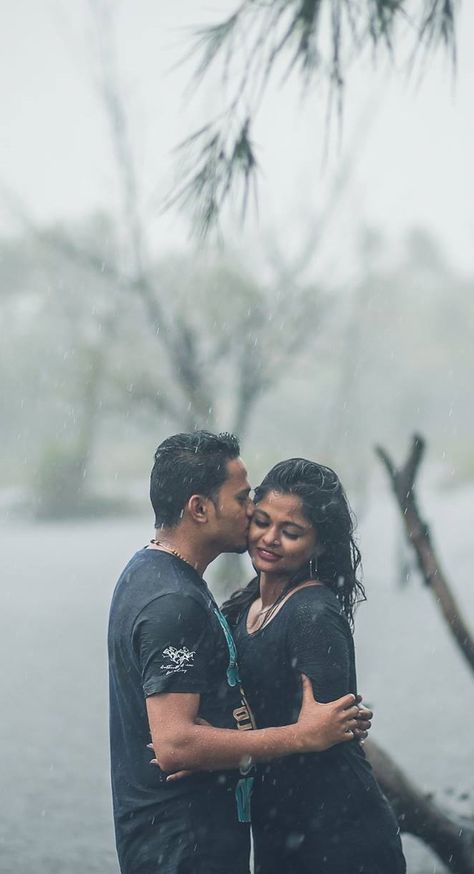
149 539 195 571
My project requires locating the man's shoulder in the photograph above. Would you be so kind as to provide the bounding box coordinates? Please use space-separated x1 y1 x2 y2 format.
116 548 179 588
111 548 211 616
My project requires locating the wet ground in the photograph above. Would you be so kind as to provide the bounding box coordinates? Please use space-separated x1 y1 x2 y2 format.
2 476 473 873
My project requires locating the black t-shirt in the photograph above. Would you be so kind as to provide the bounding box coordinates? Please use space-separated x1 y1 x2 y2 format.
233 586 405 872
108 548 252 858
233 586 382 818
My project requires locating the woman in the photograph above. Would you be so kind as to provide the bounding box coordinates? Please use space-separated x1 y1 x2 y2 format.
223 458 406 874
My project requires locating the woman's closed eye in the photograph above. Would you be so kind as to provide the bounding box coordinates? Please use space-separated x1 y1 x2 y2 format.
252 516 268 528
253 517 300 541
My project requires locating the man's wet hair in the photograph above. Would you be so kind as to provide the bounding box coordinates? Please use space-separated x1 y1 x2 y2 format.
150 431 240 528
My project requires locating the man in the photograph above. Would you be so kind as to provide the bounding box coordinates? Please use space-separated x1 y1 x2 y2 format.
108 431 370 874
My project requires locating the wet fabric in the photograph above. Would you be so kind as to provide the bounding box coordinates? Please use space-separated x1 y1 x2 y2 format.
233 585 406 874
108 548 251 873
119 784 251 874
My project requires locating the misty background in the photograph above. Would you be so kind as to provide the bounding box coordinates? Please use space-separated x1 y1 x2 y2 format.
1 2 474 873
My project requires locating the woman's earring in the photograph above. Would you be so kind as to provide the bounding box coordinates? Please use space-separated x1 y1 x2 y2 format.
309 557 318 578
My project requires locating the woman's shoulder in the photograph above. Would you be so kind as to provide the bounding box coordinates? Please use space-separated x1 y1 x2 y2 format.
287 582 339 606
284 584 347 623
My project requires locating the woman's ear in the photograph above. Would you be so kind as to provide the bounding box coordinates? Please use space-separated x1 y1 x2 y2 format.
314 543 326 557
187 494 210 524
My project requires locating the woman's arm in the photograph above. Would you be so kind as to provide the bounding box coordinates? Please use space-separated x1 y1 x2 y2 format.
286 590 356 704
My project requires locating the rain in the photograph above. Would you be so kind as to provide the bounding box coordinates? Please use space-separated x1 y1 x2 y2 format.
1 2 474 873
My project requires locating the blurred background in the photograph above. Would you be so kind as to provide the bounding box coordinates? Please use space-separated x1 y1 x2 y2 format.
1 2 473 872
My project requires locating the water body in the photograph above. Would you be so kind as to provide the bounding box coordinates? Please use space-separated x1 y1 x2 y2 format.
2 482 473 873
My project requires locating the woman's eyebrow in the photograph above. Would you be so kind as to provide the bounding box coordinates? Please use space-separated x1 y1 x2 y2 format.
253 510 308 531
281 521 307 531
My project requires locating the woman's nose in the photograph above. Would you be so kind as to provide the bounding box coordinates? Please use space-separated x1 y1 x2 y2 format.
262 529 279 545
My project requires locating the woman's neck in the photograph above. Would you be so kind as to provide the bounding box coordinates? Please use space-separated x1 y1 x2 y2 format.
259 572 292 608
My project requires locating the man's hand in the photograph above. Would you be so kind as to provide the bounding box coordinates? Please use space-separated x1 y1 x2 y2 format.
295 675 361 752
353 694 373 742
147 742 194 782
146 680 367 772
147 716 211 782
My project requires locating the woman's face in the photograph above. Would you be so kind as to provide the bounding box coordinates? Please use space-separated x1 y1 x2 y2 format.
248 490 318 578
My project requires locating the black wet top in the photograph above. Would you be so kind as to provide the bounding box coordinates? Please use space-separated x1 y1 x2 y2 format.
108 549 252 863
233 586 405 872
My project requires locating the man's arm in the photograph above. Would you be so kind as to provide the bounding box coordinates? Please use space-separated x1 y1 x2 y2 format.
146 675 360 774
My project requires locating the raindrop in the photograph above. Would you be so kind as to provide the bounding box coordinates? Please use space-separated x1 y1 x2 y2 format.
286 832 305 851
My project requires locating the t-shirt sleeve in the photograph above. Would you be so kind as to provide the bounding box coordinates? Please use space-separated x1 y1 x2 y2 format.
286 591 353 703
132 593 213 697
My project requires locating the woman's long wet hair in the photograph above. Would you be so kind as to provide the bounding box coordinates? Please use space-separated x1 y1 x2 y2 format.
222 458 365 630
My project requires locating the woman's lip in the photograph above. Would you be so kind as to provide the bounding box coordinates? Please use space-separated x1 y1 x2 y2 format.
256 548 281 562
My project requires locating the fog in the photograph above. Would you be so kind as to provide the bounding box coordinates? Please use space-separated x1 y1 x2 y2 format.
1 3 474 873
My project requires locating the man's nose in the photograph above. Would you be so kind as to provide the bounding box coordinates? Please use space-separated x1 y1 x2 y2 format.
246 499 255 518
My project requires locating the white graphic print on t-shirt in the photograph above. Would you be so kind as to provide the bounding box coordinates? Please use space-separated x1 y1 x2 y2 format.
160 646 196 675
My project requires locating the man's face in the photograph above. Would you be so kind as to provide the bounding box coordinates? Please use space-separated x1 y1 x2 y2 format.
208 457 253 553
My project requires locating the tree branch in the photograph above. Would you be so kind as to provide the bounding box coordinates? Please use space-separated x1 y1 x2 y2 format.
366 739 474 874
375 434 474 675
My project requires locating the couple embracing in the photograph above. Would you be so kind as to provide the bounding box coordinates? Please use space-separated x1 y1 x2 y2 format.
108 431 406 874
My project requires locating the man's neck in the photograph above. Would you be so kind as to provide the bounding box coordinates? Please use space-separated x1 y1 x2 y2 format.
151 527 214 577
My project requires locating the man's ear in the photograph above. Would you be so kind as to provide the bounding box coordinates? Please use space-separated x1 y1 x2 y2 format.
187 494 211 524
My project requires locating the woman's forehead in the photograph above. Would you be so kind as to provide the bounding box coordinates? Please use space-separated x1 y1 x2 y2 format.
255 490 307 521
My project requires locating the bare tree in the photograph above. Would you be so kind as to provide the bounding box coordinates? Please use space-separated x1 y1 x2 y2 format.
21 2 337 443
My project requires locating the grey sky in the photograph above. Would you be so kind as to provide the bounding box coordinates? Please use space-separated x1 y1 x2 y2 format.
1 0 473 273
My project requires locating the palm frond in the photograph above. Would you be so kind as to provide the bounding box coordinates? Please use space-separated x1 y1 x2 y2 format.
419 0 457 53
169 0 458 233
166 119 258 237
191 11 242 83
